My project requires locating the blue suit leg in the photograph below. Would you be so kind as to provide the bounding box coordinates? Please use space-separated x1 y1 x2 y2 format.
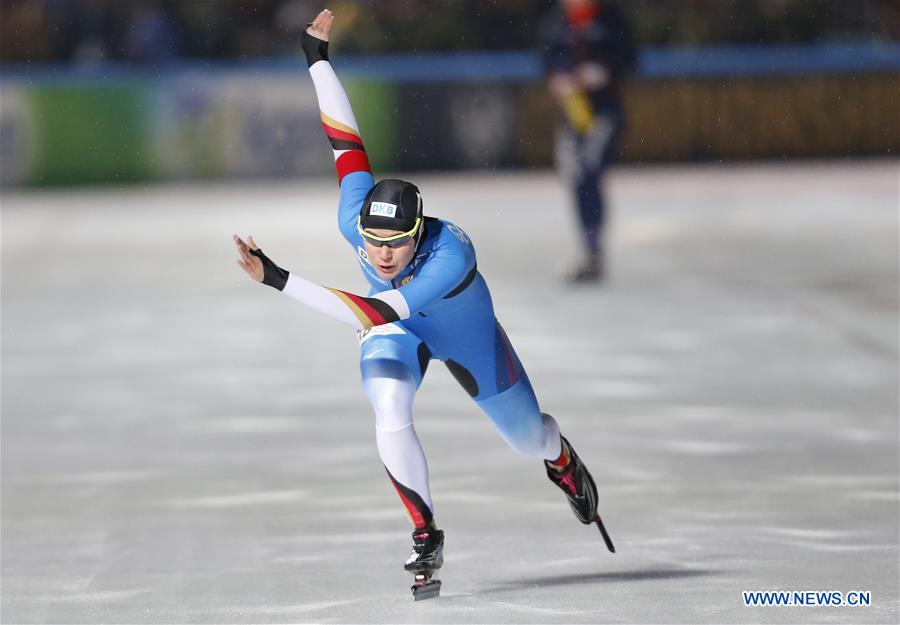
441 320 562 460
359 324 430 388
573 111 622 256
476 374 561 459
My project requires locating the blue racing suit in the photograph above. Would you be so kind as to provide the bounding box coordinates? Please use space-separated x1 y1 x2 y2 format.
338 170 550 457
251 30 565 530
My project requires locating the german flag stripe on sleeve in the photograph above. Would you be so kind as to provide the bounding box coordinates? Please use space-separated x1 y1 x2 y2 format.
321 112 362 140
328 288 400 329
308 61 370 184
328 137 366 152
322 122 365 148
335 150 371 182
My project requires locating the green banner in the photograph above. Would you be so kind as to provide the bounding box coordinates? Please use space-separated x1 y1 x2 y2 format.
345 79 397 172
1 70 895 187
29 85 155 185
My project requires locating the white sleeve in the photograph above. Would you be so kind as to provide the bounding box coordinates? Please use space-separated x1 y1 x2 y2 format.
281 273 410 330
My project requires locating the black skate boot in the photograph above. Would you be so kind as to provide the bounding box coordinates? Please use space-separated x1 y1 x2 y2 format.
566 253 604 284
545 436 615 552
567 260 602 284
545 437 598 523
404 528 444 571
404 528 444 600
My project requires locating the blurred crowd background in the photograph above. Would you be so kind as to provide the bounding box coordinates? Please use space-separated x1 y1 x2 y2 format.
2 0 898 64
1 0 898 186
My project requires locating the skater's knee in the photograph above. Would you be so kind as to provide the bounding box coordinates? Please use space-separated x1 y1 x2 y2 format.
363 373 416 431
495 412 561 459
368 389 414 430
492 416 548 458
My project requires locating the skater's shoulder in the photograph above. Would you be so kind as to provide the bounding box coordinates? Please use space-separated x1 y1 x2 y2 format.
402 218 475 282
425 217 474 253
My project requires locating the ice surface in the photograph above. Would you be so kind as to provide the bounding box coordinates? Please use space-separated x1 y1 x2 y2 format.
2 162 898 623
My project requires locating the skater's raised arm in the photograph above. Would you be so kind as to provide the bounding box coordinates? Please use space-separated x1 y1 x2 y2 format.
303 10 374 240
304 11 368 184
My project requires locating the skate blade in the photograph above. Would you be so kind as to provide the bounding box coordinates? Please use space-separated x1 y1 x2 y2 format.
411 578 441 601
594 514 615 553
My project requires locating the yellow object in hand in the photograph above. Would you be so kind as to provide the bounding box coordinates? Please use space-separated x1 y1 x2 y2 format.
562 92 595 134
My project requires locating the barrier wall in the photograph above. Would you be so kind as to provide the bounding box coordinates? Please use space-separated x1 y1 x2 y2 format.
379 73 900 171
0 72 396 186
2 44 898 186
622 73 900 161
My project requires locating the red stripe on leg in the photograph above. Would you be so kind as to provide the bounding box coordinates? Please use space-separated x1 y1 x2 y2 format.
336 150 371 182
392 484 428 529
499 325 520 385
385 469 432 530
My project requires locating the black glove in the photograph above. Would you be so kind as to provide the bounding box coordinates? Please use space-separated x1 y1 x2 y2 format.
302 29 329 67
249 248 289 291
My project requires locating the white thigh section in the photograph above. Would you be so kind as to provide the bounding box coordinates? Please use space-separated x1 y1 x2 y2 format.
363 375 434 513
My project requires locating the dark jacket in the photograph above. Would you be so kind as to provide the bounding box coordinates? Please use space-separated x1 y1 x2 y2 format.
537 1 636 113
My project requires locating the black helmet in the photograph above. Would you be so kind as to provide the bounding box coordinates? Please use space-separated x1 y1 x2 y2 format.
359 179 423 233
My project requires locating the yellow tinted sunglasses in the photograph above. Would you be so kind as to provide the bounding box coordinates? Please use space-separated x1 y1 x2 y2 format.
357 216 422 248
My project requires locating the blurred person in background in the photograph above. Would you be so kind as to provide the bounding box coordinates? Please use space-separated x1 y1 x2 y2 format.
233 9 614 596
53 0 125 64
538 0 635 283
124 0 179 63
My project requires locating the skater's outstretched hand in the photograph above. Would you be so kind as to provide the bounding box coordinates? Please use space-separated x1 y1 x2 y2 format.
233 235 290 291
307 9 334 41
233 234 264 282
